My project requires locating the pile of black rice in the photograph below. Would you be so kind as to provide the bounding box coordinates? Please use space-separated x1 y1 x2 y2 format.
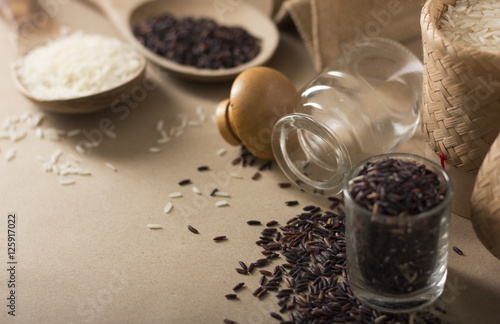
223 148 443 324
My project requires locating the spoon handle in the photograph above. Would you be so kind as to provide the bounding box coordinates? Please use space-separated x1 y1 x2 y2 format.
79 0 139 42
0 0 62 55
0 0 45 31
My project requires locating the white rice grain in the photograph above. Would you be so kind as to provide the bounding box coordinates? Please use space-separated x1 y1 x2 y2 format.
106 162 117 172
10 129 27 142
230 173 244 179
5 148 16 161
147 224 163 229
67 153 81 164
0 131 10 139
157 120 164 131
75 144 86 155
104 130 117 139
213 191 231 197
164 201 173 214
157 137 170 144
66 128 81 137
29 113 45 127
217 148 227 156
59 178 76 185
35 127 44 139
168 192 183 198
215 200 230 207
44 128 60 141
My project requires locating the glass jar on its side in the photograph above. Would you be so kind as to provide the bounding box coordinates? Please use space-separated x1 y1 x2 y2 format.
272 38 423 195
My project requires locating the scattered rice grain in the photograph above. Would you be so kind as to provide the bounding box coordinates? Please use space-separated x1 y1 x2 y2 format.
59 178 76 185
104 130 117 139
213 191 230 197
188 120 201 127
35 128 44 139
66 129 81 137
106 162 117 172
4 148 16 161
164 201 173 214
75 145 86 154
215 200 230 207
232 282 244 291
192 186 201 195
156 120 164 131
187 225 199 234
225 294 238 300
178 179 192 186
453 246 465 256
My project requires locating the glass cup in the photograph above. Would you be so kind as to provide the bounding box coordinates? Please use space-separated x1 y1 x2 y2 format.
343 153 453 313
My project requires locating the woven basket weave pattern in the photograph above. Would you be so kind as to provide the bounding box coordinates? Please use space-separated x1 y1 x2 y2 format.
471 133 500 259
421 0 500 172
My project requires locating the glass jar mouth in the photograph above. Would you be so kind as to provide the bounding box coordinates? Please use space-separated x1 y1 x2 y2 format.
272 113 352 195
342 153 454 221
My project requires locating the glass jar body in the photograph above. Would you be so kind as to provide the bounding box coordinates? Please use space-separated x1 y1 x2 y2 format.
272 38 423 195
343 153 452 313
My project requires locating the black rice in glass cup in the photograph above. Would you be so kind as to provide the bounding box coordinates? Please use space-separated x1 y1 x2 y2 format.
343 153 453 312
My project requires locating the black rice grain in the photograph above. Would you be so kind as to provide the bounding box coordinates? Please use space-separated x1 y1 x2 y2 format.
247 220 261 226
213 235 227 241
187 225 199 234
266 220 278 227
285 201 299 207
232 282 245 291
252 286 263 296
453 246 465 256
178 179 192 186
259 270 273 276
197 166 210 171
238 261 248 272
259 161 272 171
270 312 283 321
225 294 238 300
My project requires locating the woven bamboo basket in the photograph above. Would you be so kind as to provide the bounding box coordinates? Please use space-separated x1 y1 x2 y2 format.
471 133 500 260
421 0 500 217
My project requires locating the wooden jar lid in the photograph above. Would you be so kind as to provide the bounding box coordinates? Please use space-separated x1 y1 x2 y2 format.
216 67 298 160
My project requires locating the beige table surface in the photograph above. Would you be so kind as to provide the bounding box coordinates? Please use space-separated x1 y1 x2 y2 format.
0 1 499 323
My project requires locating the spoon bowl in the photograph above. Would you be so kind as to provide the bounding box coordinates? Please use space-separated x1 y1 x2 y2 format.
1 0 147 114
83 0 279 82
